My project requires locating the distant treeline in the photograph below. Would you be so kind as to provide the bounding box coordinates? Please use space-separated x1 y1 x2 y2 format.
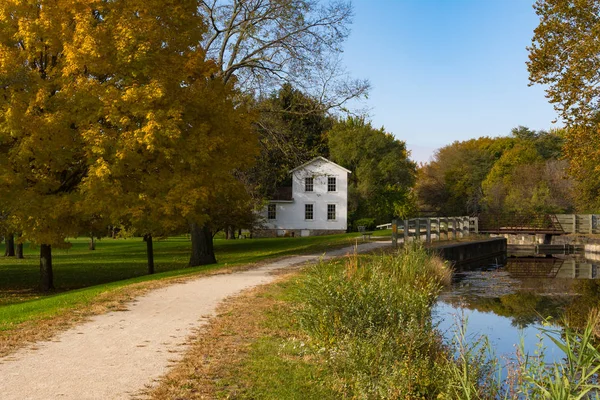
416 126 578 216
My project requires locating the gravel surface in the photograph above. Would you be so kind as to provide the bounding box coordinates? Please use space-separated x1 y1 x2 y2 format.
0 241 390 400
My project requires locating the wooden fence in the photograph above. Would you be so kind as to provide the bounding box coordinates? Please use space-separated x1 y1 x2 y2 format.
554 214 600 234
391 216 478 245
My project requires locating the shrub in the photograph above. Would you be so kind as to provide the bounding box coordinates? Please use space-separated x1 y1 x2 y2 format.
294 244 453 398
353 218 376 231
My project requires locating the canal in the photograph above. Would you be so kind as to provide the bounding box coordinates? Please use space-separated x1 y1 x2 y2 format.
434 245 600 368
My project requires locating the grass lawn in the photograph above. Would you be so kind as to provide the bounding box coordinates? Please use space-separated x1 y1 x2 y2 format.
0 230 391 334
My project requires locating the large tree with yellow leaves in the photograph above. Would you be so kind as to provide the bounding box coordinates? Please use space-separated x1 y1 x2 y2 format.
0 0 256 290
528 0 600 209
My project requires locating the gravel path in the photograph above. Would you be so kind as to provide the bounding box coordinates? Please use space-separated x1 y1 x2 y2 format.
0 241 390 400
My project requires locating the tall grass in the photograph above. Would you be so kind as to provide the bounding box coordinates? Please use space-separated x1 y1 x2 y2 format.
444 309 600 399
445 314 503 400
217 244 599 399
514 310 600 399
293 244 600 399
295 244 454 398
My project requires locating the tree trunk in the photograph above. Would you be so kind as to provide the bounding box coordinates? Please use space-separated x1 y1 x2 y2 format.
40 244 54 291
189 223 217 266
4 233 15 257
229 226 236 239
144 234 155 274
89 235 96 250
15 234 23 259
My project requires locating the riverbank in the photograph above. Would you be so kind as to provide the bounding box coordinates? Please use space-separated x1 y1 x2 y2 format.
144 244 600 399
146 244 460 399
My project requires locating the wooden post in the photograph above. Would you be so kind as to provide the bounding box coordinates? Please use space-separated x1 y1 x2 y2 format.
436 218 441 241
404 220 409 244
426 218 431 243
392 219 398 247
440 218 445 240
474 217 479 234
589 214 593 234
452 218 457 240
415 218 421 241
573 214 577 234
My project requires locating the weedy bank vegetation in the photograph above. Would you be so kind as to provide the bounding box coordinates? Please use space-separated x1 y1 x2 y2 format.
154 245 600 399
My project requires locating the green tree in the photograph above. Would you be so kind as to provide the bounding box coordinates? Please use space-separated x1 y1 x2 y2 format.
482 128 572 215
249 84 334 198
327 117 416 225
416 137 510 216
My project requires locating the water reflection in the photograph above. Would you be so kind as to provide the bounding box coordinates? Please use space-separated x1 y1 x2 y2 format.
434 250 600 362
440 251 600 328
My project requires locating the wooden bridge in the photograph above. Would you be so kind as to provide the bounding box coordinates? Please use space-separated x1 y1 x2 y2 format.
477 213 565 235
504 257 564 279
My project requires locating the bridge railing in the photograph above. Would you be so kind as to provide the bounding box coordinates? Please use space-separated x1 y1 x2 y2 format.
478 213 563 234
390 216 478 245
555 214 600 234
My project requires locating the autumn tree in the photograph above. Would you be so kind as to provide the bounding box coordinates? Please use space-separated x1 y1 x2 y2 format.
416 127 573 218
0 1 92 290
416 137 507 216
327 117 416 226
481 127 571 215
0 0 256 287
528 0 600 210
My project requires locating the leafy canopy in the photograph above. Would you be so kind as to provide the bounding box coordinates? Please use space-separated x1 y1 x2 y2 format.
327 117 416 223
528 0 600 210
0 0 256 246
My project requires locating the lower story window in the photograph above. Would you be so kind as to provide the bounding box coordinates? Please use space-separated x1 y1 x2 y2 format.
305 204 314 220
327 204 336 220
267 204 276 220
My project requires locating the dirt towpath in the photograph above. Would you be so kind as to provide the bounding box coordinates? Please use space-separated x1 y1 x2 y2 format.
0 241 390 400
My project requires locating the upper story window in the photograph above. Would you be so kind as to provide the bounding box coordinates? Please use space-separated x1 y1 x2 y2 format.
328 177 337 192
267 204 276 220
305 204 314 220
305 177 314 192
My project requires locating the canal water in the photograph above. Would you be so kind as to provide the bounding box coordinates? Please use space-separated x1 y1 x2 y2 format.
434 247 600 367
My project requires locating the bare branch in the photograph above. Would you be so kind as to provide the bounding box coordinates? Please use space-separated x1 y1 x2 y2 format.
200 0 368 112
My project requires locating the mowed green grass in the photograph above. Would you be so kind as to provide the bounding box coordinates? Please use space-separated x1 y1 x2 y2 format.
0 231 391 330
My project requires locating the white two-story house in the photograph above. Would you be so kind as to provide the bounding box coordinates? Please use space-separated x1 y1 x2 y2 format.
257 157 351 237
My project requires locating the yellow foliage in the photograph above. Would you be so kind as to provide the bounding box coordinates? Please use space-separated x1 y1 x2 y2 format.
0 0 257 245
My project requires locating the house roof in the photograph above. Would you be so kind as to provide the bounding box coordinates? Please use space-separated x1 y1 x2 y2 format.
288 156 351 174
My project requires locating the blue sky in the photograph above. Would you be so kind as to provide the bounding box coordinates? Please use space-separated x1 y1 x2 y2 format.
341 0 559 163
